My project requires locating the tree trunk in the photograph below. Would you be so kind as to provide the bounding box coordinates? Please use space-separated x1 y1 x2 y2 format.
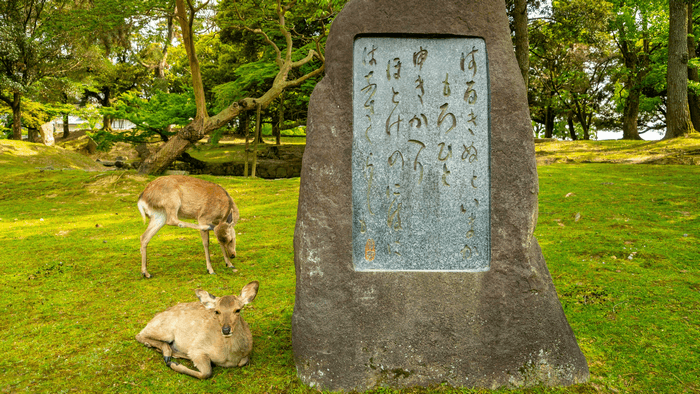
687 2 700 131
138 131 195 174
567 113 578 140
544 106 554 138
513 0 529 89
665 0 696 139
102 114 113 131
276 92 284 146
244 111 250 177
622 82 643 140
100 88 113 131
618 33 649 141
11 93 22 140
175 0 207 120
252 104 261 177
28 128 39 142
62 113 70 139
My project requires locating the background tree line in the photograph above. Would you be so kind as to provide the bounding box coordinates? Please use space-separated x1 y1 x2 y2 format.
507 0 699 140
2 0 697 174
1 0 343 174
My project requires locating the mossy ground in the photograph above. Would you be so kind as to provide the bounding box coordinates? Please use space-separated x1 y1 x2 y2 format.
0 139 698 393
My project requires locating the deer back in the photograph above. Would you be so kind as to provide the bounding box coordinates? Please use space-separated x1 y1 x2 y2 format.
140 175 236 224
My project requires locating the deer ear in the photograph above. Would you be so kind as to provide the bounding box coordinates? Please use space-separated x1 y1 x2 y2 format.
239 281 259 305
195 289 217 309
226 211 234 224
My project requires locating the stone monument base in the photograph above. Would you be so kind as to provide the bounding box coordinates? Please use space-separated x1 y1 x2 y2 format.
292 0 589 390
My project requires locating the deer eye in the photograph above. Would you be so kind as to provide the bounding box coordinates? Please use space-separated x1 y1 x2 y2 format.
235 309 241 313
215 310 221 315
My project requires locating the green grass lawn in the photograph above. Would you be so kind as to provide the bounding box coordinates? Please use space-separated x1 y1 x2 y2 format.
0 140 698 393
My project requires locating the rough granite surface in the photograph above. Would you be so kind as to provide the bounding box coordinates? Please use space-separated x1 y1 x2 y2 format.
292 0 590 390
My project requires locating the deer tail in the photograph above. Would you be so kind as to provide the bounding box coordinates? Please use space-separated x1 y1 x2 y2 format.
137 197 149 224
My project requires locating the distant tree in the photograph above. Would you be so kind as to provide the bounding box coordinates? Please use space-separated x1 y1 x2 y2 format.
0 0 84 140
607 0 669 140
528 0 613 140
665 0 696 139
94 89 196 150
137 0 333 175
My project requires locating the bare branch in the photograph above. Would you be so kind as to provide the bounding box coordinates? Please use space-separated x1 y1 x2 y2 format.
284 62 325 88
289 49 320 69
241 25 283 68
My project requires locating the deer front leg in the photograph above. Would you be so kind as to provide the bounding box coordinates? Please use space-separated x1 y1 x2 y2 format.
200 230 215 275
219 243 235 269
135 332 173 364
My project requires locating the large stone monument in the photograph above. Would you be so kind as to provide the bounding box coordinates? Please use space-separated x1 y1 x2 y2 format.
292 0 590 390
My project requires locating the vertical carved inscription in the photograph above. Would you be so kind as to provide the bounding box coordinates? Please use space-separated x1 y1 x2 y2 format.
352 37 490 271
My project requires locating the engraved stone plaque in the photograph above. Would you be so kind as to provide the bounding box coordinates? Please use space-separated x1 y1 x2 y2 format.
352 36 490 271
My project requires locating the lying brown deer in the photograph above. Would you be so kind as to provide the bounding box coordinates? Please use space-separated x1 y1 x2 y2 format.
137 175 239 278
136 281 259 379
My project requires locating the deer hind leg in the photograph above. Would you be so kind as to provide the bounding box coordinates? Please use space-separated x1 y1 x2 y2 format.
164 205 212 231
140 210 167 278
199 230 215 275
168 354 213 379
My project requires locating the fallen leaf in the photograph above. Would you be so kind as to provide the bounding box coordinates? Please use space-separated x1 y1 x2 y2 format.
575 212 581 222
565 192 575 198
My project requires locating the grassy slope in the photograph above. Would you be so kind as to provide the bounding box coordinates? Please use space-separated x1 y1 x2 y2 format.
0 140 698 393
0 139 106 172
535 134 700 165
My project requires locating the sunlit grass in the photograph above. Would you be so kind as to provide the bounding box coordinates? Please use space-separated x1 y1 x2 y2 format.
536 134 700 165
0 140 698 393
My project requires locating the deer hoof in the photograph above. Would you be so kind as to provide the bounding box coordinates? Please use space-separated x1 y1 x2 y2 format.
142 272 152 279
164 356 172 366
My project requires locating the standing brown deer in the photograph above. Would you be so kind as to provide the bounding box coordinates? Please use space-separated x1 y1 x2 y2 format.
136 281 259 379
137 175 239 278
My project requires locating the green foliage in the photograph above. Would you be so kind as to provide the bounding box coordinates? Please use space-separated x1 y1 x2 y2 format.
212 60 280 111
94 89 197 150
